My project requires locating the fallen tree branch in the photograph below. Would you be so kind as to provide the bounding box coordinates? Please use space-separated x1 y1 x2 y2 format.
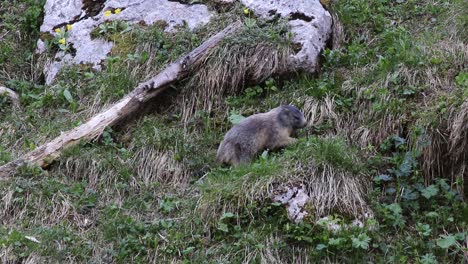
0 30 10 41
0 86 20 107
0 21 242 179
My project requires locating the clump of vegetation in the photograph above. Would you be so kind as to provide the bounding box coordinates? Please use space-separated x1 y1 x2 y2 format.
181 17 293 121
0 0 466 263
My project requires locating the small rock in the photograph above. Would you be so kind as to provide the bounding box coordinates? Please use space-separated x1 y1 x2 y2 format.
273 185 309 223
36 39 47 54
351 219 364 228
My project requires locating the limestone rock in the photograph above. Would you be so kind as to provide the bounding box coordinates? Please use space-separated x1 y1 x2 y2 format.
38 0 332 84
273 185 309 223
240 0 332 72
38 0 213 84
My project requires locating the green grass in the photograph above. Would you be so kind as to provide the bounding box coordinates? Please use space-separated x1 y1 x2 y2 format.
0 0 466 263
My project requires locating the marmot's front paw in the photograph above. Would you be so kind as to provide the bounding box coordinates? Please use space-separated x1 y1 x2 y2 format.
289 137 298 144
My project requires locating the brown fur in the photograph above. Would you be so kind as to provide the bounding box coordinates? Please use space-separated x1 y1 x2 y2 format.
216 105 307 166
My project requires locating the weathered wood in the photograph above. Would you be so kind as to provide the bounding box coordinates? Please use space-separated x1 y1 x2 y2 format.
0 21 242 179
0 86 20 107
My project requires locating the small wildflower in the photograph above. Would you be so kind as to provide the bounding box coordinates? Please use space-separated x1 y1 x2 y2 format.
66 24 72 31
54 28 61 33
58 38 66 45
243 8 250 15
104 10 112 17
114 8 121 14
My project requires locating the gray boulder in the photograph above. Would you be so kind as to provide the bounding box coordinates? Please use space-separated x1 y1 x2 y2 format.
37 0 332 84
240 0 332 72
38 0 213 84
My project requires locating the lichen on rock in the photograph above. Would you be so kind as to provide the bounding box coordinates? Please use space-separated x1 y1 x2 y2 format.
273 184 310 223
37 0 332 85
38 0 214 84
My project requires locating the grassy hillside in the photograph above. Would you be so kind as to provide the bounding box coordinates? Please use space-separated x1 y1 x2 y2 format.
1 0 467 263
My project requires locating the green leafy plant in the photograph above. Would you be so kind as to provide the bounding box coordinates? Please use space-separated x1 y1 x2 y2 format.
351 233 371 249
436 235 457 249
228 112 246 125
159 197 180 214
51 26 72 52
97 20 132 37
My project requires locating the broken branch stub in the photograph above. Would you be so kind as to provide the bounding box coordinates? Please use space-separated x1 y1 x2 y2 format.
0 21 243 179
0 86 20 107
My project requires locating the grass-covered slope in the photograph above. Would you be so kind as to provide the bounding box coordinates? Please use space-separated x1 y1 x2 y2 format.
0 0 467 263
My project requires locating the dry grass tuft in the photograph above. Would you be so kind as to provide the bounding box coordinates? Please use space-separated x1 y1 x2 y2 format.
330 12 345 50
179 23 293 122
421 100 468 195
58 155 104 188
279 160 371 219
23 253 45 264
413 11 468 193
130 146 189 187
197 170 276 225
1 189 14 222
258 236 312 264
199 136 372 223
0 182 75 227
449 101 468 159
57 145 190 190
301 96 337 128
0 247 15 264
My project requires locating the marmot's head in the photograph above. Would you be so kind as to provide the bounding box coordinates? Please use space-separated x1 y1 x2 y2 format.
277 105 307 129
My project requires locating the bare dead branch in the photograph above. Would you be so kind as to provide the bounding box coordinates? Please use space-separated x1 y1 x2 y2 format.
0 21 243 179
0 86 20 107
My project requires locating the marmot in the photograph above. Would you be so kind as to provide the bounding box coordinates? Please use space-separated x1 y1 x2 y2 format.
216 105 307 166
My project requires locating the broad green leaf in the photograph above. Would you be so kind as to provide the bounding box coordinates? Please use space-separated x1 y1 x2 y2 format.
220 212 235 220
420 253 437 264
416 223 432 237
374 174 393 182
425 211 439 218
182 246 195 255
392 136 406 147
228 113 246 125
398 152 415 177
386 203 402 215
316 244 327 250
454 232 467 241
402 188 419 200
328 238 343 246
436 235 456 249
421 185 439 199
455 72 468 87
217 222 229 233
352 233 370 249
255 244 265 249
63 89 73 103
